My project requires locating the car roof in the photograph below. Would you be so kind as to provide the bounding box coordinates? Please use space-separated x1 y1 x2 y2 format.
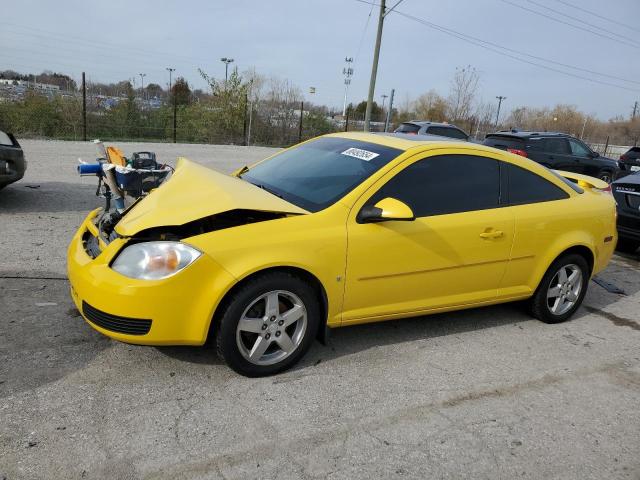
402 121 461 129
326 131 474 151
486 130 570 139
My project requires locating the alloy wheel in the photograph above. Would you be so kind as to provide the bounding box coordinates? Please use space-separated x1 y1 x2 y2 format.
546 263 583 316
235 290 307 366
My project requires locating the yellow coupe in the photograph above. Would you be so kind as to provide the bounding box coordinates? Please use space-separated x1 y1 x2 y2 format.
68 132 617 376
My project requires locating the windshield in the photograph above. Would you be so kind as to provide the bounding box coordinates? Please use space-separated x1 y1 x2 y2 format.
241 137 403 212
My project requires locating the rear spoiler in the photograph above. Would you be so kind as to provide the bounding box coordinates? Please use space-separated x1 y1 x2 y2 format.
553 170 611 192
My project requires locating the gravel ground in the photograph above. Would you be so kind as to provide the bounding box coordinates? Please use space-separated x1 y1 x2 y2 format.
0 140 639 479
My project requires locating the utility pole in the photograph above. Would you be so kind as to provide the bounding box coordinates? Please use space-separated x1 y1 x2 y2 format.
364 0 386 132
139 73 146 100
363 0 405 131
342 57 353 117
166 68 176 143
580 116 588 139
220 57 234 82
384 89 394 133
495 96 506 128
82 72 87 141
633 101 638 120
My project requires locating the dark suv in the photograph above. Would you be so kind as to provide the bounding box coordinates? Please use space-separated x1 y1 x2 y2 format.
395 121 470 141
611 172 640 254
483 131 620 183
619 147 640 176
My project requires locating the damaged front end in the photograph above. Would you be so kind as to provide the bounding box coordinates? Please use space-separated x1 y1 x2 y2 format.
82 208 290 260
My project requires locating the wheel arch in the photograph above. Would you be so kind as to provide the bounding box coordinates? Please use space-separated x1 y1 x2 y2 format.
208 265 330 345
533 243 595 294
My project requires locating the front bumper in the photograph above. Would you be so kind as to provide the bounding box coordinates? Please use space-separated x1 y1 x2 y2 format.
0 157 26 187
67 210 237 345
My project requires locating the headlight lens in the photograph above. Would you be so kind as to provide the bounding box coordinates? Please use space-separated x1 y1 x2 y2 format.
111 241 202 280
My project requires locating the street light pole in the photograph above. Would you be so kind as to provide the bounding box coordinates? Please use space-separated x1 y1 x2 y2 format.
342 57 353 117
220 57 234 82
139 73 146 100
166 67 176 143
495 96 506 127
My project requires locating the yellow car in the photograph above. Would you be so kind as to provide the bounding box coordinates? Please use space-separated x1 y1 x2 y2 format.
67 132 617 376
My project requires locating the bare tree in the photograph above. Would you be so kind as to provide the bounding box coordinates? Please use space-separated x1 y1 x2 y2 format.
446 65 480 122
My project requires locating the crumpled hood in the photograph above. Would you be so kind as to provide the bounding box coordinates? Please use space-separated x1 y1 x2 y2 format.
115 157 308 237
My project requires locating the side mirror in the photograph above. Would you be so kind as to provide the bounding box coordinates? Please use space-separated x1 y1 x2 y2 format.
591 151 600 158
359 197 415 223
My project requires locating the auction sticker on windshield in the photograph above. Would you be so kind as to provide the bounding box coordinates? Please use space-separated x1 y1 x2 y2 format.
341 147 380 161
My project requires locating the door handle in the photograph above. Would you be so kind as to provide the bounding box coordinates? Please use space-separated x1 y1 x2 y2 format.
480 230 504 239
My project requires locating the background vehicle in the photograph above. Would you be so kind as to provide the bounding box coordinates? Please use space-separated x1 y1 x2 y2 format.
483 130 620 183
619 146 640 175
394 121 470 140
0 130 26 190
611 171 640 253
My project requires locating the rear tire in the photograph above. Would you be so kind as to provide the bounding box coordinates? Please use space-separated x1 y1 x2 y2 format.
528 253 590 324
215 271 320 377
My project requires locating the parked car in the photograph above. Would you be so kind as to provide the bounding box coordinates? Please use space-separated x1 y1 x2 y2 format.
68 132 617 376
394 121 470 140
0 130 26 190
619 146 640 176
611 171 640 253
483 130 620 183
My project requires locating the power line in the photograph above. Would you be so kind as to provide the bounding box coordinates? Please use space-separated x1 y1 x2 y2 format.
352 0 640 93
396 10 640 93
553 0 635 33
499 0 640 50
0 22 216 66
523 0 639 47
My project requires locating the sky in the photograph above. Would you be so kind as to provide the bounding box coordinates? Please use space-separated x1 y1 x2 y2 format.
1 0 639 120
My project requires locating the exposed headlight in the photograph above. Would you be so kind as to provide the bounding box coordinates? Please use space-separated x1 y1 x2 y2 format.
111 241 202 280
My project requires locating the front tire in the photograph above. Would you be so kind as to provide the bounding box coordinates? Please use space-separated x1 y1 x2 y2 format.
215 272 320 377
528 253 589 324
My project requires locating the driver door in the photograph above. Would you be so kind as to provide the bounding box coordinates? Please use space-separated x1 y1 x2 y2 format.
342 152 514 324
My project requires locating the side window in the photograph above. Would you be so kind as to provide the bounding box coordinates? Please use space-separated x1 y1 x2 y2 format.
395 123 421 134
426 126 466 140
543 138 571 155
568 139 591 157
367 154 500 218
506 163 569 205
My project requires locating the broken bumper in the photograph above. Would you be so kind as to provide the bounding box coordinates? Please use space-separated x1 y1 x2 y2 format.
67 210 237 345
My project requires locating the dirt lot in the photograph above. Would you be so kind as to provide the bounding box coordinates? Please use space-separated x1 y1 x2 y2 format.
1 140 639 479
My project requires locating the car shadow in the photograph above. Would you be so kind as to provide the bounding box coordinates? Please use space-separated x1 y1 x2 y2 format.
156 301 531 368
0 181 98 213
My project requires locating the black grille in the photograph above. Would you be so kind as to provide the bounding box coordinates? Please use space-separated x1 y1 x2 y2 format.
82 301 152 335
628 194 640 210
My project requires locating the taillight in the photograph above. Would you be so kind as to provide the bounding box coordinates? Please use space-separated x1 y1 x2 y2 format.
620 154 627 161
598 184 613 195
507 148 528 157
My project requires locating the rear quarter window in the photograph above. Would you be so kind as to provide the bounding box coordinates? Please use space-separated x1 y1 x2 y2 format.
0 131 14 146
395 123 421 134
427 126 467 140
483 136 525 150
505 163 570 205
